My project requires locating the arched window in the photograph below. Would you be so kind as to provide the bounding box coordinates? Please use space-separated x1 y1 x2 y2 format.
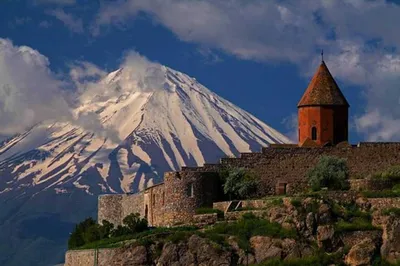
311 127 317 140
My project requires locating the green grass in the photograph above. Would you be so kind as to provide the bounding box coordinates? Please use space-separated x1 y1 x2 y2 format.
207 213 297 252
371 165 400 182
290 198 302 208
335 217 377 232
195 207 224 219
382 208 400 217
73 226 198 250
361 190 400 198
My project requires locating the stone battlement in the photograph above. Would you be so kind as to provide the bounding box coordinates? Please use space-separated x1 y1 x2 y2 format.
98 142 400 227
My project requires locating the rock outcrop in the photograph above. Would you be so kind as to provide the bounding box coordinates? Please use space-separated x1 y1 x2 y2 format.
345 238 377 266
381 215 400 263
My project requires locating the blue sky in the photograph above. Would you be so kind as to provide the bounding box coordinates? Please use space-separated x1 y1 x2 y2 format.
1 0 400 144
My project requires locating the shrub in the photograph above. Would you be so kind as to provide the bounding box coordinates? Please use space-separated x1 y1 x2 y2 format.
290 199 302 208
382 208 400 217
361 190 400 198
372 165 400 182
195 207 224 219
208 213 296 252
122 213 148 234
307 156 349 191
221 167 258 200
68 213 148 249
68 217 98 249
335 217 376 232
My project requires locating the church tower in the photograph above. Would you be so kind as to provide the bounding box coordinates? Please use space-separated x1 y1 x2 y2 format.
298 55 349 146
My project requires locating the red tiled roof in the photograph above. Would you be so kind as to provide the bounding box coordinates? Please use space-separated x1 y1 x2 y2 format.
298 61 349 107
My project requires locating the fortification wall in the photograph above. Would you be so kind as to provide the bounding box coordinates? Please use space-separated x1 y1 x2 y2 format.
98 192 144 226
349 179 393 191
144 183 165 226
162 171 222 225
97 142 400 227
98 194 123 225
65 249 117 266
215 142 400 195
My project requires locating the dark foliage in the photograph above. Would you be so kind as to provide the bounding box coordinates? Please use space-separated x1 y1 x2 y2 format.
307 156 349 191
220 167 258 200
68 213 148 249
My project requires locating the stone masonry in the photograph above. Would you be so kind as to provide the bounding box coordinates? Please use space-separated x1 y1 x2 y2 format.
98 142 400 227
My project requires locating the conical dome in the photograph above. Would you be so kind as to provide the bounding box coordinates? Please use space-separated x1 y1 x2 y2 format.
298 61 349 107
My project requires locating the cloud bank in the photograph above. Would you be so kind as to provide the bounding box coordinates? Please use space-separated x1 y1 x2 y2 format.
0 39 167 142
0 39 70 135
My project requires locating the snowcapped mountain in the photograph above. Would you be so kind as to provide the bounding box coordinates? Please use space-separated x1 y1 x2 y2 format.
0 66 290 197
0 65 290 266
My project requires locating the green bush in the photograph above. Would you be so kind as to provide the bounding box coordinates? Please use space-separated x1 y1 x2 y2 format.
195 207 224 219
335 217 376 232
382 208 400 217
68 217 98 249
290 199 302 208
372 165 400 182
361 190 400 198
76 226 198 250
208 213 296 252
307 156 349 191
122 213 148 234
221 167 258 200
68 213 148 249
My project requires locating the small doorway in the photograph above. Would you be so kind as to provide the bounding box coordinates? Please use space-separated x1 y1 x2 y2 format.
144 205 148 220
276 182 288 195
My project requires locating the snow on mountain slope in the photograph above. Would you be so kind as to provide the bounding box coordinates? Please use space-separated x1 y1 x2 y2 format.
0 66 290 197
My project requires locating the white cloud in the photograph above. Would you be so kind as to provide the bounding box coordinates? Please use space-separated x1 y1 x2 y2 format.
46 9 83 33
0 39 70 135
0 39 163 143
91 0 400 141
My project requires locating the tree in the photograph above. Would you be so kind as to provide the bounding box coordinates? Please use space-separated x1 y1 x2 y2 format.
307 156 349 191
68 217 97 249
122 213 148 234
222 168 258 200
98 220 114 239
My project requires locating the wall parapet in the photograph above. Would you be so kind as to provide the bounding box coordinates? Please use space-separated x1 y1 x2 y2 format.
65 248 117 266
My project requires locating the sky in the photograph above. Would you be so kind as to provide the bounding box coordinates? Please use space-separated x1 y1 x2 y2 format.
1 0 400 144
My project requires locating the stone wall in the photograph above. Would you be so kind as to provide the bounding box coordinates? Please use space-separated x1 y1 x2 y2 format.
97 171 222 227
64 249 117 266
367 198 400 212
162 171 222 225
144 183 166 226
98 194 123 226
191 142 400 196
98 192 144 226
341 230 382 247
349 179 393 191
97 142 400 228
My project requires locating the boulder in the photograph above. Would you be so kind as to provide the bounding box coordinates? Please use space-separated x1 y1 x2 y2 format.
381 215 400 263
345 238 376 266
318 203 333 224
108 245 149 266
227 236 256 265
250 236 282 263
317 225 342 252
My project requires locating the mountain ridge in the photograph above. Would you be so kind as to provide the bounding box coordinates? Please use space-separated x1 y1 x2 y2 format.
0 65 290 266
